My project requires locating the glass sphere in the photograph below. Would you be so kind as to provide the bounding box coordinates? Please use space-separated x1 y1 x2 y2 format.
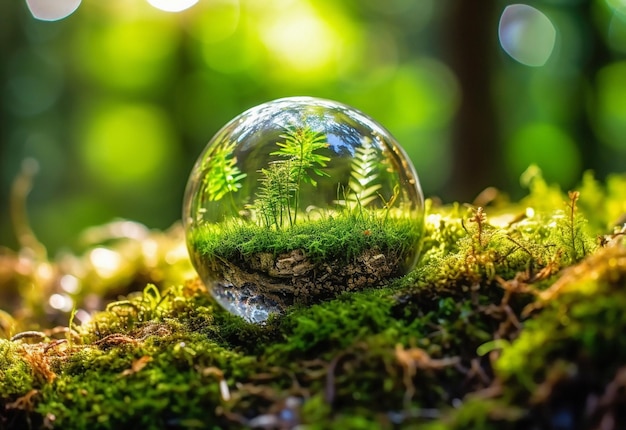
183 97 424 322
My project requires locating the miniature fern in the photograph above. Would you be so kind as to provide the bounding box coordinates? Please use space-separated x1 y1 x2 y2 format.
202 141 247 202
271 126 330 224
254 160 294 229
349 136 382 206
336 136 382 209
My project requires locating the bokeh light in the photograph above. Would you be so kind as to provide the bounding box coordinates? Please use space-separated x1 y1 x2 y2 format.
49 293 74 312
256 2 357 83
73 16 179 92
26 0 81 21
146 0 198 13
499 4 557 67
187 0 240 44
77 102 179 189
200 31 261 75
506 122 581 186
368 60 459 192
594 61 626 153
89 247 122 278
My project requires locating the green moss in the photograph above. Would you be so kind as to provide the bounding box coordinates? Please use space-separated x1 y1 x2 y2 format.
419 398 524 430
0 340 35 400
2 169 626 428
191 209 422 265
38 333 253 429
491 242 626 428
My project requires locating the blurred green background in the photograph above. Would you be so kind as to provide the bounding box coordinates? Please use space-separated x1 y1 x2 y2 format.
1 0 625 252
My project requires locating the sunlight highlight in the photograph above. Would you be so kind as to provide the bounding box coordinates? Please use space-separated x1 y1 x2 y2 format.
146 0 198 12
89 248 123 279
259 3 351 80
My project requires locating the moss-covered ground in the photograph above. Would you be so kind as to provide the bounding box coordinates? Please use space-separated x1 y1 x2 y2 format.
190 208 422 267
1 167 626 429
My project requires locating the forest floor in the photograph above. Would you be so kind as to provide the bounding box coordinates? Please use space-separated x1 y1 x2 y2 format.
1 167 626 429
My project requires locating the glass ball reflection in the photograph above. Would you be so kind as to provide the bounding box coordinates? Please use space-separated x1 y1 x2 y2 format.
183 97 424 322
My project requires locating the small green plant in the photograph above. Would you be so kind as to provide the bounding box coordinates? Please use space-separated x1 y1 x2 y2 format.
253 160 294 229
269 126 330 226
252 126 330 229
555 190 594 263
105 284 170 326
337 136 382 209
202 141 247 203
